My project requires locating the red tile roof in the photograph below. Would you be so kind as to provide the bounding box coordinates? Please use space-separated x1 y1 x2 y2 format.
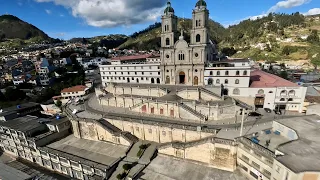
250 70 299 88
61 85 87 93
111 54 152 61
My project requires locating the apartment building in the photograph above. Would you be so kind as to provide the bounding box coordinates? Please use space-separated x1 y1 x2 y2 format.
52 85 89 104
99 54 161 86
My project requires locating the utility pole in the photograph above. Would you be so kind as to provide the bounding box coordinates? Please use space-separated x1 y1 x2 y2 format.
240 108 245 136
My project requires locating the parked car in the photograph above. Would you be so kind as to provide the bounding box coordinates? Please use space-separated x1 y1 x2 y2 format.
264 108 272 113
248 112 262 116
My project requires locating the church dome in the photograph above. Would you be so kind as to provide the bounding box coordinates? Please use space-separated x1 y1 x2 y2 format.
164 1 174 14
195 0 207 7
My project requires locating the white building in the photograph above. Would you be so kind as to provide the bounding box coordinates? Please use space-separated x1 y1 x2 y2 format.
204 59 251 88
229 70 307 113
53 85 89 104
99 54 161 86
39 67 52 86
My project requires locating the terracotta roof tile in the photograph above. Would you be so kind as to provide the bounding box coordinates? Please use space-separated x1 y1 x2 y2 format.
250 70 298 88
61 85 87 93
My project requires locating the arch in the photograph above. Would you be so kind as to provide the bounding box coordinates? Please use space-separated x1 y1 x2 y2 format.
233 88 240 95
243 70 248 76
217 71 220 76
157 78 160 84
258 89 264 94
235 79 240 84
166 38 170 46
196 34 201 42
216 79 220 84
179 71 186 84
136 78 139 83
178 51 185 60
288 98 293 102
127 78 130 83
170 108 174 117
225 71 229 75
288 90 295 96
151 78 155 84
150 107 155 114
236 71 240 75
223 88 229 95
280 90 287 96
209 71 213 76
208 78 213 85
160 107 164 115
194 76 199 85
280 98 285 101
225 79 228 84
142 105 146 113
165 76 170 84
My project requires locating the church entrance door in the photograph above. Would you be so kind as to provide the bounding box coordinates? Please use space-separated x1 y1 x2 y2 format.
194 76 199 85
179 71 185 84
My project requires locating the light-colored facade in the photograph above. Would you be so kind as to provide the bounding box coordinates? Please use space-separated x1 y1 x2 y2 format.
53 85 89 104
99 55 161 87
160 1 216 86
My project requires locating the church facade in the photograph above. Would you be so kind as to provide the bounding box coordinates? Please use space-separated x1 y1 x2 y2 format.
160 1 216 86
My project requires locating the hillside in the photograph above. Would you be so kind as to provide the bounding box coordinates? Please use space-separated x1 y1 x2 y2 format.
118 19 226 50
118 13 320 63
0 15 50 41
69 34 128 49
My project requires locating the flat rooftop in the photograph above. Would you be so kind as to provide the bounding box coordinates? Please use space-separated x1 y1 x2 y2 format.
0 115 45 133
254 131 289 152
140 155 247 180
275 115 320 173
0 102 40 116
0 161 31 180
47 135 128 166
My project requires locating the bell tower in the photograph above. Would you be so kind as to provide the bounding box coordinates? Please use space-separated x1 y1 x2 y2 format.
190 0 209 45
161 1 178 48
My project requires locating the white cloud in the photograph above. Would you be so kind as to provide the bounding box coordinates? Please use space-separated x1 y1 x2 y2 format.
45 9 51 14
303 8 320 16
268 0 310 13
35 0 166 28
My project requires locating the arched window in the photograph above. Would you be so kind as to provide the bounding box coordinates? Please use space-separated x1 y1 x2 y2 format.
225 79 228 84
198 20 201 26
165 76 170 84
258 89 264 94
178 51 185 60
150 107 154 114
280 98 285 101
151 78 155 84
233 88 240 95
196 20 198 27
225 71 229 75
280 90 287 96
209 71 213 76
288 90 295 96
217 71 220 76
160 108 164 115
164 25 167 32
157 78 160 84
216 79 220 84
288 98 293 102
142 105 146 113
243 70 247 76
166 38 170 46
170 108 174 117
236 71 240 75
196 34 201 42
235 79 239 84
208 78 213 85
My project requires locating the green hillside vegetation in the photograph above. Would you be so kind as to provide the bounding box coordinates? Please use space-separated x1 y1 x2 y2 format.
118 13 320 62
69 34 128 49
0 15 50 41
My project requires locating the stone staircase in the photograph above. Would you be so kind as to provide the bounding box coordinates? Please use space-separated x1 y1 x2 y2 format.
200 87 221 99
179 103 206 120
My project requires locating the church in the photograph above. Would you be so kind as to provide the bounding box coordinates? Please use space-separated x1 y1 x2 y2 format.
160 0 216 86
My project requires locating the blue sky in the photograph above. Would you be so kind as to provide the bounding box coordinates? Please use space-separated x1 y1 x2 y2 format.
0 0 319 39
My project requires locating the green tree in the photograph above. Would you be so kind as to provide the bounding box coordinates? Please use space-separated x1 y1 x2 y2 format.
280 71 288 79
4 87 26 101
122 164 132 171
307 30 319 43
55 100 62 108
311 54 320 69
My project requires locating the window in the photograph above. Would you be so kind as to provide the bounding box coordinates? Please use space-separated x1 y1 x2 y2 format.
195 53 199 57
162 131 166 136
208 78 213 85
258 89 264 94
160 108 164 114
195 69 198 72
280 90 287 96
196 34 201 42
235 79 239 84
225 71 229 75
121 72 123 75
166 38 170 46
288 90 295 96
178 51 185 60
216 79 220 84
288 98 293 101
135 72 137 75
236 71 240 75
233 88 240 95
225 79 228 84
280 98 285 101
209 71 213 75
141 67 143 69
243 70 247 75
170 108 174 117
148 129 152 133
217 71 220 76
150 107 154 114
